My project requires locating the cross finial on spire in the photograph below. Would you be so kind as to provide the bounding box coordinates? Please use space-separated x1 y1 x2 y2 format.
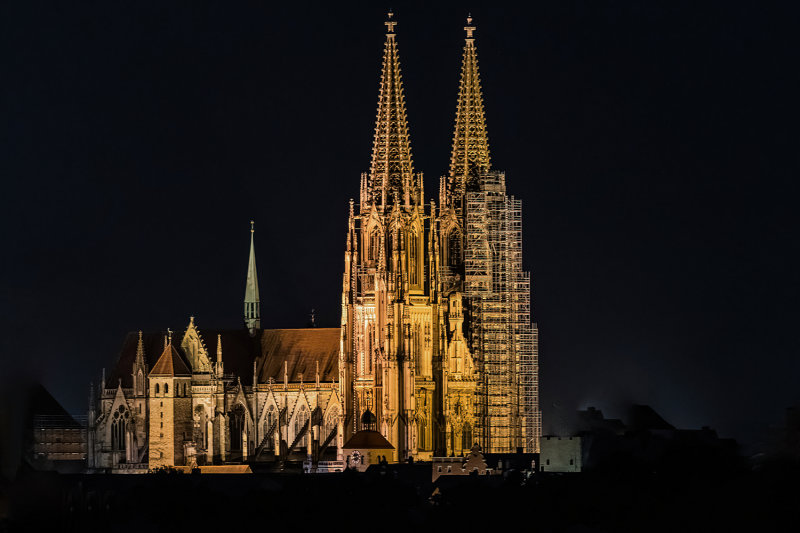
167 328 172 344
385 10 396 34
465 14 476 40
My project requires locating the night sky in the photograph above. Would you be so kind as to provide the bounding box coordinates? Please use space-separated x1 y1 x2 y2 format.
2 1 799 453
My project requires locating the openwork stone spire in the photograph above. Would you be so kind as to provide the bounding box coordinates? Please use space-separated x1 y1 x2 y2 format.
449 15 491 194
369 11 415 206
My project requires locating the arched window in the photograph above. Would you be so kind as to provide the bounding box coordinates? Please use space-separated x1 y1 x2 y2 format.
409 229 419 285
164 383 169 395
155 383 160 395
417 417 426 451
448 229 462 267
462 424 473 451
111 405 129 454
136 370 144 396
369 227 380 262
294 405 309 449
414 324 422 373
230 404 246 454
324 407 340 443
264 405 277 443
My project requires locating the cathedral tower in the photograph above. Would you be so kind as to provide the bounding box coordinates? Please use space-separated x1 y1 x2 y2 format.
439 16 541 453
341 12 437 460
244 221 261 336
148 333 193 467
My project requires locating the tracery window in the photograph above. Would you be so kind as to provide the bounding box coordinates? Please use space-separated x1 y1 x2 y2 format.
294 405 309 448
462 423 473 451
448 229 462 268
323 407 340 442
111 405 129 454
417 417 426 451
264 405 277 443
409 229 419 285
369 227 380 262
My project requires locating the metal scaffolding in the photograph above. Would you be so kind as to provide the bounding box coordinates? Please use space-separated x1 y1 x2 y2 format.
464 171 541 453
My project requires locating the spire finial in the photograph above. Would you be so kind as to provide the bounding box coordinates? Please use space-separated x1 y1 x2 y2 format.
385 10 396 34
465 14 476 40
250 220 254 233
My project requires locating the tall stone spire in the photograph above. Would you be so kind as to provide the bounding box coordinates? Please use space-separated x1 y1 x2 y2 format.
368 10 415 207
244 220 261 336
449 15 491 196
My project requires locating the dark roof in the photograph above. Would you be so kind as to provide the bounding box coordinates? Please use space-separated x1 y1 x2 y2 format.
150 344 191 376
626 405 675 432
256 328 340 384
343 430 395 450
26 384 81 429
108 327 340 388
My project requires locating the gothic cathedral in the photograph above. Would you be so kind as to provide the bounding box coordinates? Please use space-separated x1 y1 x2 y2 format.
87 13 540 472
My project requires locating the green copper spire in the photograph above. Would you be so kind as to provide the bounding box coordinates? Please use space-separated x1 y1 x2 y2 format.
244 220 260 335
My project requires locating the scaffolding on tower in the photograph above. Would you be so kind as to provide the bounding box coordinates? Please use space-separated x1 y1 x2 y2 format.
464 171 540 453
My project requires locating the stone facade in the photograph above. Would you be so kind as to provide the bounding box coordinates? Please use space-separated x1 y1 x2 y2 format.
87 13 541 471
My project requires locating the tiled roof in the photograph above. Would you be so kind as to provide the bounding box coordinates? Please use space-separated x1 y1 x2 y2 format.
107 327 340 387
149 343 191 376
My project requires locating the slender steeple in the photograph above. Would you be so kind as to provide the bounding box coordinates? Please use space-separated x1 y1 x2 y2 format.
449 15 491 196
368 11 415 207
244 220 261 336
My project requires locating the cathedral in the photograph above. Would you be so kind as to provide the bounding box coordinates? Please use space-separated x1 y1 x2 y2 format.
87 13 540 472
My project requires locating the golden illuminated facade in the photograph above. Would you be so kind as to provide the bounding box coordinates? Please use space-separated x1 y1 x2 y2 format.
341 14 540 456
88 13 540 472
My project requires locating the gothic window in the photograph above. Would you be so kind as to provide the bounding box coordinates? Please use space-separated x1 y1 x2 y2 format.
414 324 422 372
448 229 462 268
264 405 277 444
230 404 246 454
324 407 340 443
164 383 169 395
369 227 380 262
294 405 309 449
367 323 374 374
417 417 426 451
111 406 129 455
462 424 473 451
409 229 419 285
155 383 159 395
136 371 144 396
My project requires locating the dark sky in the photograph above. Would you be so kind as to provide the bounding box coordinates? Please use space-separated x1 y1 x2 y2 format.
2 0 799 451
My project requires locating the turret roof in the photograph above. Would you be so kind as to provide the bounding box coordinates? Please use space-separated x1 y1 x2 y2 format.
149 343 192 377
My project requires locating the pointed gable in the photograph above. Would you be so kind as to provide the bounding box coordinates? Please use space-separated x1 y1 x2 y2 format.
149 343 192 377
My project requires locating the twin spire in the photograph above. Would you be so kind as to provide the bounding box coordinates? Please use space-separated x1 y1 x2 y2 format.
450 15 491 195
368 11 415 207
367 12 491 206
